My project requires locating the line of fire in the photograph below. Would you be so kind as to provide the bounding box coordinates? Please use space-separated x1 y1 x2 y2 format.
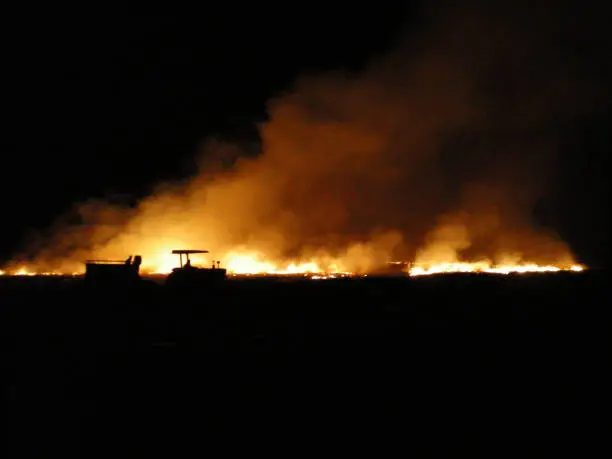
0 246 585 290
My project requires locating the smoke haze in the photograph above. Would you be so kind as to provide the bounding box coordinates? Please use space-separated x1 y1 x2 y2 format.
9 0 607 273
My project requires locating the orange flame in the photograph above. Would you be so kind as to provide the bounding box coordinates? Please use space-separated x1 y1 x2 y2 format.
0 253 585 278
408 262 584 276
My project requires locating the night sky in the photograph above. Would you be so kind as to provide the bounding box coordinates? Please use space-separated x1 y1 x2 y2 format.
1 3 610 267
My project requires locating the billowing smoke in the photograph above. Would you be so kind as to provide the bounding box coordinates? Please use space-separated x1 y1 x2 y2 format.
7 0 607 273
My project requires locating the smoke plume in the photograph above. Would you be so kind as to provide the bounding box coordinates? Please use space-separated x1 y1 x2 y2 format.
9 0 606 273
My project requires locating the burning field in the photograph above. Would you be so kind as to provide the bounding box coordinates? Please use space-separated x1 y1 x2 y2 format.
3 8 611 457
0 256 585 279
0 2 600 281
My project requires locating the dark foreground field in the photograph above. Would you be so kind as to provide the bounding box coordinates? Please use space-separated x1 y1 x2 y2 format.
2 271 609 350
2 271 610 455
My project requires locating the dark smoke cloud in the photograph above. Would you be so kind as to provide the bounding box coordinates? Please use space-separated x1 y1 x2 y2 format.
7 0 608 272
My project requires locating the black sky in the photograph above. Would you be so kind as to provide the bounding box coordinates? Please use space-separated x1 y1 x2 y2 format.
1 3 610 266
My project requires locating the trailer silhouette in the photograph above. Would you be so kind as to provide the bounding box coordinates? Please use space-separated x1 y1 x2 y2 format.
84 255 142 286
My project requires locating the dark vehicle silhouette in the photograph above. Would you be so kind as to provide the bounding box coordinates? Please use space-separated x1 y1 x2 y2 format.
84 255 142 286
165 249 227 289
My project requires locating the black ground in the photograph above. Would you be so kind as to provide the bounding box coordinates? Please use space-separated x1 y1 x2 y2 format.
2 272 610 455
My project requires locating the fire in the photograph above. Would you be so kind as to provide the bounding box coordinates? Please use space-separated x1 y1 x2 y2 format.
0 257 585 278
0 249 355 277
223 252 325 275
408 262 584 276
0 246 585 278
143 250 350 276
0 266 80 276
